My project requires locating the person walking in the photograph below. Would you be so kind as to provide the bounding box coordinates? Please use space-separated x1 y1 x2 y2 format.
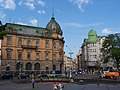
58 82 64 90
31 78 35 88
53 82 58 90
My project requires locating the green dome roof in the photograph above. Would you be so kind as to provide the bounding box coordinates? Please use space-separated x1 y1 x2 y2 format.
87 29 98 43
46 17 62 35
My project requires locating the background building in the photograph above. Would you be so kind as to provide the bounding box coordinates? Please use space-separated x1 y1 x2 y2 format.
64 55 71 74
0 16 65 76
77 50 82 71
0 40 1 73
81 30 106 73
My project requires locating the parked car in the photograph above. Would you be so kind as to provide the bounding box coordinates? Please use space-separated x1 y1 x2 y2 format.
99 70 109 78
18 73 29 79
99 69 119 79
0 73 13 80
37 74 48 78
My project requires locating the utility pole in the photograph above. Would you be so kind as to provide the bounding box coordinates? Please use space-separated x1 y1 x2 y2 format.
66 45 73 78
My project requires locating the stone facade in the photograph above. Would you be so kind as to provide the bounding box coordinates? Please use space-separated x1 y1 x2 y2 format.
0 16 65 75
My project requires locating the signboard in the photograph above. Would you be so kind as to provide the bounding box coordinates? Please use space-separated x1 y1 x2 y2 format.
55 70 61 74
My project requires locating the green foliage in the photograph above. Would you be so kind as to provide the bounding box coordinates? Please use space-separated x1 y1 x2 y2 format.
0 25 8 39
101 33 120 68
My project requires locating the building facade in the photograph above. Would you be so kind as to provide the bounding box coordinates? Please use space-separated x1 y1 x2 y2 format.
81 30 105 73
77 50 82 71
0 16 65 75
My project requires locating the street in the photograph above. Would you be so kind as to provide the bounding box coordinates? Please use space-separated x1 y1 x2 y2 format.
0 80 120 90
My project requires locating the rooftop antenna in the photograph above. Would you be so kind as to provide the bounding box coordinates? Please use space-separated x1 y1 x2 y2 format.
52 8 55 19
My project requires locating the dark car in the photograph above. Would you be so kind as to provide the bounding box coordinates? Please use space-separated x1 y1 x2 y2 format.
0 73 13 80
18 73 29 79
37 74 48 78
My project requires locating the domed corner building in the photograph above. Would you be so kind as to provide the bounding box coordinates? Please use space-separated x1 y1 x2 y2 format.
81 29 106 73
87 29 98 44
0 16 65 76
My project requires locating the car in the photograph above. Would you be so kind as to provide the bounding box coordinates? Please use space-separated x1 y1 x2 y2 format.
99 70 109 78
18 73 29 79
105 71 119 79
37 74 48 78
0 73 13 80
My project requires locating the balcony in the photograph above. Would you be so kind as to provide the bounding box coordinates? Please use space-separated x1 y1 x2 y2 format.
22 45 37 49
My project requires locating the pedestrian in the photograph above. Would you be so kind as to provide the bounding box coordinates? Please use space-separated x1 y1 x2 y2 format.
53 82 58 90
40 77 42 82
31 78 35 88
58 82 64 90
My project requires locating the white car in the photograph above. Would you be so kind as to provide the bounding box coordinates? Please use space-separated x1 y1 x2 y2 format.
99 70 109 78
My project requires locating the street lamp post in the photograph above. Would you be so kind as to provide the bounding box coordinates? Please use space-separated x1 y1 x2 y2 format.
69 52 73 78
66 45 73 78
19 62 23 77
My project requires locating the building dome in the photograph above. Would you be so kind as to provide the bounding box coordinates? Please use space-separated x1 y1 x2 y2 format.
46 16 63 35
87 29 98 43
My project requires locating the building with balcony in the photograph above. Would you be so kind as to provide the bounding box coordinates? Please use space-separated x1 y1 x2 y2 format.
0 16 65 75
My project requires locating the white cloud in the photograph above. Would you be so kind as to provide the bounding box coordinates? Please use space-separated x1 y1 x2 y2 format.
69 0 92 12
0 12 6 19
19 0 45 10
0 0 16 10
102 28 113 34
38 10 45 15
38 0 45 6
24 2 35 10
30 19 38 26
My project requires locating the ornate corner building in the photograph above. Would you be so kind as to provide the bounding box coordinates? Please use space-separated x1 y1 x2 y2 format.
0 16 65 75
81 30 105 73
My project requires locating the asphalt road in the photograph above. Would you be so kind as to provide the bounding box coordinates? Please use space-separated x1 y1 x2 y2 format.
0 80 120 90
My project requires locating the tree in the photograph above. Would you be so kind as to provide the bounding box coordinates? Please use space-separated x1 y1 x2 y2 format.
101 33 120 69
0 24 7 39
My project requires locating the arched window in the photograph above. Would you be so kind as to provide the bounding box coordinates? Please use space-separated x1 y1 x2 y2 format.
26 62 32 71
16 63 20 71
6 66 10 71
34 63 40 70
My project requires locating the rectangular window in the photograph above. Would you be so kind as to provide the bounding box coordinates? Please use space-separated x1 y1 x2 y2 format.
45 40 49 48
53 54 56 60
18 38 22 46
53 43 56 48
45 52 49 60
36 40 39 47
59 53 62 60
27 52 31 60
7 50 11 59
7 36 12 45
59 43 62 49
18 51 22 60
36 53 39 60
27 39 31 46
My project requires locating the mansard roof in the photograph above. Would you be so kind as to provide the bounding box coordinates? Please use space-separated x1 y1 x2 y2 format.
5 23 50 37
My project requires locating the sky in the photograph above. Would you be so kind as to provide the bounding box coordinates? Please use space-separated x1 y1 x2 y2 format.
0 0 120 58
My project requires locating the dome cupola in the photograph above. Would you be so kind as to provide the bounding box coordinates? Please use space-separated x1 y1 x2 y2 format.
46 16 63 35
87 29 98 43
